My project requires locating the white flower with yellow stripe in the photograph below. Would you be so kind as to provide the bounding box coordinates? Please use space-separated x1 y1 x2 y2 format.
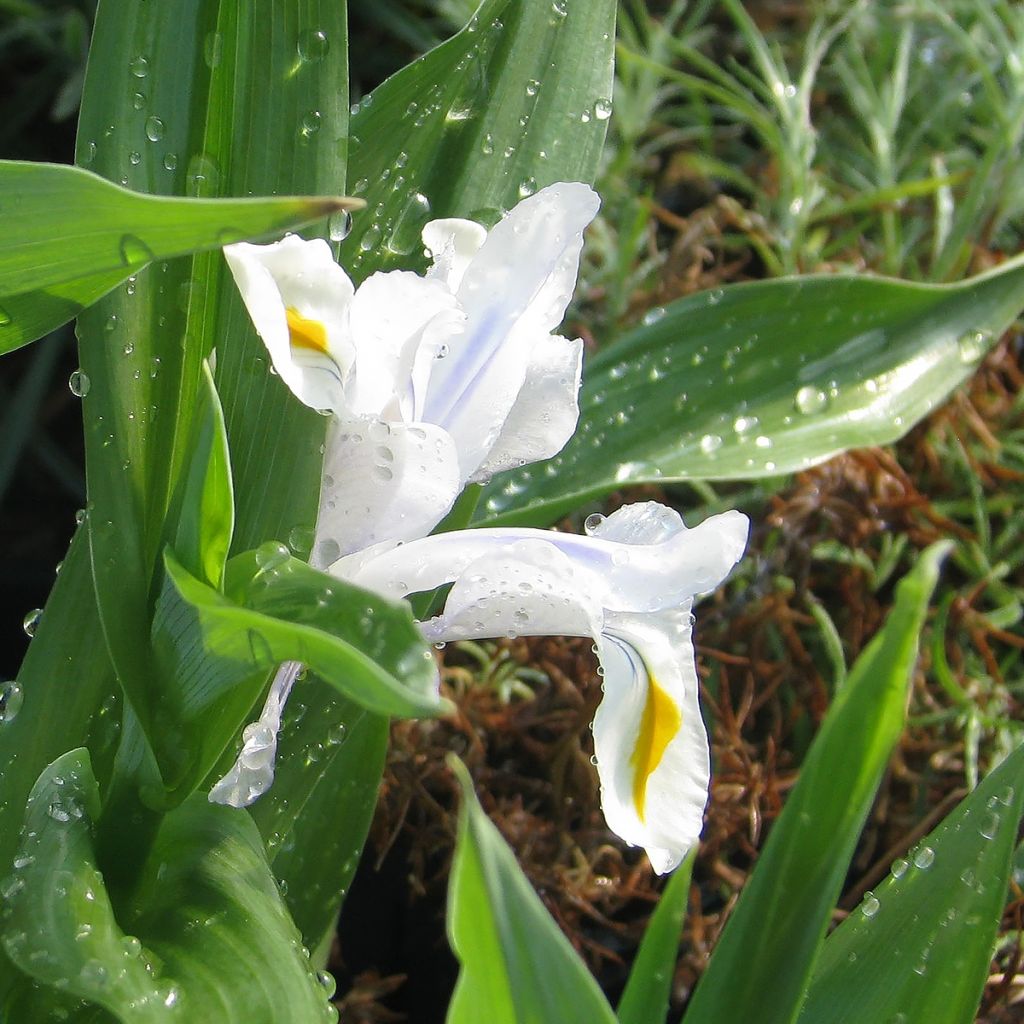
222 182 599 565
336 501 749 873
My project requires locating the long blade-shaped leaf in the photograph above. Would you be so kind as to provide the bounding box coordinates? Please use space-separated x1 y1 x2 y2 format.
2 749 335 1023
446 758 618 1024
616 854 695 1024
682 543 949 1024
797 744 1024 1024
0 160 356 354
478 262 1024 526
342 0 616 279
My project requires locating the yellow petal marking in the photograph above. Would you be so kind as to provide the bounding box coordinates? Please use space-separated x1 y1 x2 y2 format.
630 672 681 822
286 307 330 356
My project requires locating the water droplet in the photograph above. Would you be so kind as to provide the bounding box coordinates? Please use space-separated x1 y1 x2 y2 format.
913 846 935 869
0 681 24 724
118 233 155 266
375 465 394 482
956 329 990 364
328 210 351 241
594 97 613 120
518 177 538 199
255 541 290 572
68 370 91 398
163 152 178 171
733 415 758 434
526 79 540 96
300 110 322 139
298 29 330 63
22 609 42 637
641 306 666 326
699 433 723 455
144 115 165 142
551 0 568 16
128 55 149 78
288 525 315 555
584 513 605 534
890 857 909 879
186 153 220 197
74 508 88 525
861 892 880 918
80 140 97 165
327 722 346 747
794 385 828 415
128 150 142 166
204 31 223 68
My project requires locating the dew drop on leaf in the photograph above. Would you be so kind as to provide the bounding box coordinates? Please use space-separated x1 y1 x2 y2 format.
0 681 24 724
128 55 149 78
794 384 828 415
22 609 42 637
912 845 935 869
68 370 90 398
144 115 165 142
297 29 329 63
118 233 155 266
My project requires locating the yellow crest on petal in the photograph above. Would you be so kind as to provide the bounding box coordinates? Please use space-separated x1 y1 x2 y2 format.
630 673 681 822
286 307 330 356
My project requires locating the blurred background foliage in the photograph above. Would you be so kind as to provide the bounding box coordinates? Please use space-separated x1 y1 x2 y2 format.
1 0 1022 1020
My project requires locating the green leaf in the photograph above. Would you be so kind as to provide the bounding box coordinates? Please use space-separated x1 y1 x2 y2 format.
162 361 234 589
144 548 440 800
682 543 950 1024
0 160 355 354
797 744 1024 1024
342 0 617 279
1 749 335 1023
446 757 617 1024
0 532 121 1005
249 686 388 958
478 261 1024 526
616 853 694 1024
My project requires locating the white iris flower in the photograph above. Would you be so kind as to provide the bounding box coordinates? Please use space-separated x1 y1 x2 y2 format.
222 182 600 565
336 502 749 873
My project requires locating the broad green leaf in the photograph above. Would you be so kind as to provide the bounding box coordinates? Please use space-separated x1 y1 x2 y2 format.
797 744 1024 1024
616 853 694 1024
682 543 949 1024
0 159 356 354
144 548 440 799
446 757 618 1024
478 261 1024 526
342 0 617 280
162 361 234 589
2 749 335 1023
248 686 388 958
0 533 121 1005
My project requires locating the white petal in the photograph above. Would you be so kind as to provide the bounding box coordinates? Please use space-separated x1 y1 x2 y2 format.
469 334 583 482
592 607 708 873
338 508 748 611
421 183 600 473
417 540 601 643
345 270 464 421
208 661 301 808
223 237 356 414
313 418 461 565
423 218 488 292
